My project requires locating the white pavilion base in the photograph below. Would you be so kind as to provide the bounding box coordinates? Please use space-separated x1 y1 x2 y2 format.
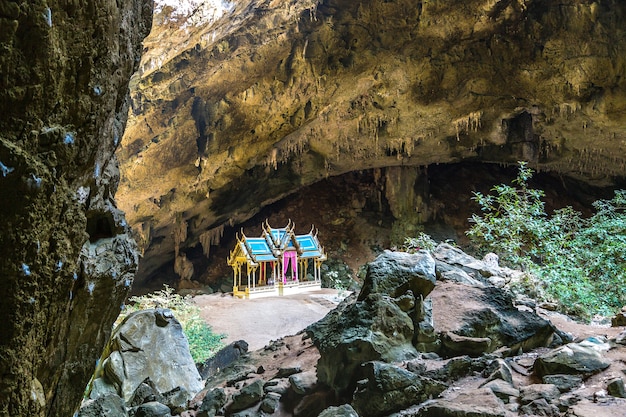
233 281 322 299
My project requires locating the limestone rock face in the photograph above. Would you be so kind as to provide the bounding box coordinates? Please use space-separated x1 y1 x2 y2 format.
0 1 152 416
117 0 626 282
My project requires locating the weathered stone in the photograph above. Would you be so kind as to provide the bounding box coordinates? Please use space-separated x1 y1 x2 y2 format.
432 244 500 278
162 386 191 414
78 394 128 417
276 366 302 379
260 392 281 414
358 250 437 300
318 404 359 417
351 361 447 417
90 377 118 400
417 388 507 417
431 281 555 357
542 374 583 393
520 384 561 404
197 388 226 417
129 379 165 407
534 342 611 378
482 359 514 385
198 340 249 379
289 370 317 395
133 401 172 417
519 398 560 417
482 379 520 403
607 378 626 398
307 292 418 394
264 379 291 395
229 379 264 412
93 309 203 403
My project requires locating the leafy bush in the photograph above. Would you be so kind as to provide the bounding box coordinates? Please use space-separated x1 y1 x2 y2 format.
119 285 225 363
467 163 626 320
401 232 438 252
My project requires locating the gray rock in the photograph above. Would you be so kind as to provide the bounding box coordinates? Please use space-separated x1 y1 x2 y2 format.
129 379 164 407
318 404 359 417
417 388 507 417
289 370 317 395
133 401 172 417
229 379 264 412
432 243 500 278
431 281 554 357
534 342 611 377
264 378 291 395
197 388 226 417
482 379 520 402
351 361 447 417
607 377 626 398
542 374 583 393
482 359 513 385
94 309 203 403
436 262 485 286
161 386 190 414
78 394 128 417
520 384 561 404
358 250 437 300
276 366 302 378
90 377 118 400
519 398 560 417
260 392 281 413
307 292 418 394
198 340 249 379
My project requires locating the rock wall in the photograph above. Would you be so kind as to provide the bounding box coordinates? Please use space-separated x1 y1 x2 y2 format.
0 1 151 416
117 0 626 284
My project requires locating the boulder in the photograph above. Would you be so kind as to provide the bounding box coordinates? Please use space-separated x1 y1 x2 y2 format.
534 342 611 378
260 392 281 414
417 388 507 417
542 375 583 393
482 380 520 403
607 378 626 398
78 394 128 417
197 388 227 417
307 292 419 394
133 402 172 417
289 371 318 395
358 250 437 300
93 309 203 403
198 340 249 379
351 361 446 417
519 384 561 404
318 404 359 417
431 281 554 357
229 379 264 412
432 244 500 278
128 379 165 407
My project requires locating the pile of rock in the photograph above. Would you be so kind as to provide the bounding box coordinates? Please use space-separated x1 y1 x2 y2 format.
83 245 626 416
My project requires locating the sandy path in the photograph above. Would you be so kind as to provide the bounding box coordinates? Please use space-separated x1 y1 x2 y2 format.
193 289 345 351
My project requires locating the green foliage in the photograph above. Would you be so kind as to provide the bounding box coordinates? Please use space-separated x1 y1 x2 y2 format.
119 285 225 363
467 163 626 320
401 232 438 252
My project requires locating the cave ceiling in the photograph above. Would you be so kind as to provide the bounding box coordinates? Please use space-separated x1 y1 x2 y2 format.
116 0 626 283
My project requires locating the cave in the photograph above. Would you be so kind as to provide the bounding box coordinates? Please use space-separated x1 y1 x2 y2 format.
86 211 116 243
131 161 624 294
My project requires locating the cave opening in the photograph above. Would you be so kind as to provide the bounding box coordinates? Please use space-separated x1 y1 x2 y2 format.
86 211 116 243
133 161 625 295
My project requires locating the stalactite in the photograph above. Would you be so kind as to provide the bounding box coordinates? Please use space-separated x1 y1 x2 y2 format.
199 224 225 257
173 220 188 257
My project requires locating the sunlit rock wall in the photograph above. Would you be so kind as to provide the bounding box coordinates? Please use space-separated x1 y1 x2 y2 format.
0 1 151 416
118 0 626 283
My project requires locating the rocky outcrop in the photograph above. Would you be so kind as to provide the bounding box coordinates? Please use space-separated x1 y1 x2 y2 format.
90 309 203 404
116 0 626 284
0 1 152 416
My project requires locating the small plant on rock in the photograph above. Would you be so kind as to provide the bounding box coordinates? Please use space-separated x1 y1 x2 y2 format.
119 285 225 363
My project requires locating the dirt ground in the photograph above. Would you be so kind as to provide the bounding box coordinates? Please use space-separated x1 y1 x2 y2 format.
193 289 348 351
